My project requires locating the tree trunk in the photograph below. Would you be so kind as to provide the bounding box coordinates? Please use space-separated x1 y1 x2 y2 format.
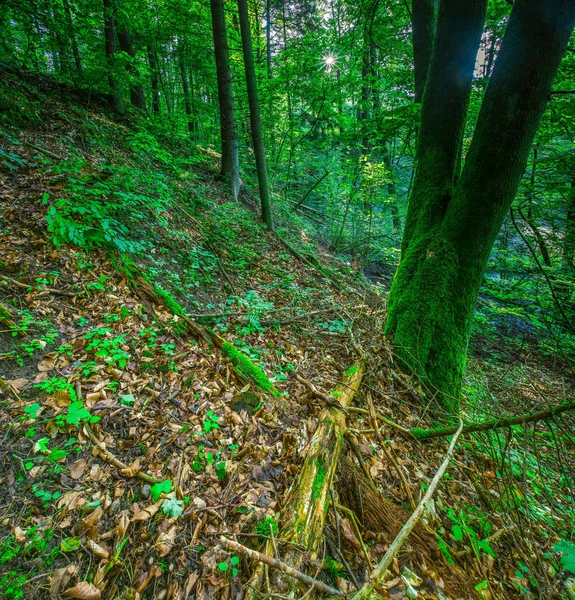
386 0 575 415
238 0 274 229
62 0 82 72
412 0 437 103
148 45 160 115
266 0 272 77
564 178 575 274
179 43 194 135
210 0 240 201
102 0 122 113
116 20 146 111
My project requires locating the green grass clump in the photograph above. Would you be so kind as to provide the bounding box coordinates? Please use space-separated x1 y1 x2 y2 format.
221 341 278 395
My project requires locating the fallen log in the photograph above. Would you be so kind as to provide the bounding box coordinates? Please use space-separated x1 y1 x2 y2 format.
244 358 365 598
411 400 575 440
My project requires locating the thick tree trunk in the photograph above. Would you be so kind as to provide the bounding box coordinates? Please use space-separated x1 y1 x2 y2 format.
238 0 274 229
62 0 82 72
210 0 240 201
412 0 436 103
102 0 122 113
401 0 488 255
147 45 160 115
386 0 575 415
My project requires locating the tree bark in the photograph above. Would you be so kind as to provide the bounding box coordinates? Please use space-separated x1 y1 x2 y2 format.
147 45 160 115
102 0 122 113
563 178 575 274
62 0 82 72
210 0 240 201
411 0 436 103
179 42 194 135
116 19 146 111
238 0 274 228
266 0 272 77
386 0 575 415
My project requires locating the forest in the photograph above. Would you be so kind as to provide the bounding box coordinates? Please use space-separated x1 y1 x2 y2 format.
1 0 575 598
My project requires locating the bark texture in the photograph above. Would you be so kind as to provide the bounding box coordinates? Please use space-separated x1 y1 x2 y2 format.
386 0 575 415
411 0 436 103
210 0 240 201
238 0 273 228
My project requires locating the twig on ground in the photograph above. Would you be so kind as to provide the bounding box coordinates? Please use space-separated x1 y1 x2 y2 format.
24 140 63 160
0 274 76 297
220 537 343 597
353 419 464 600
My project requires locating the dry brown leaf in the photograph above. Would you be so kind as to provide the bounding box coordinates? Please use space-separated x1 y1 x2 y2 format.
13 526 26 542
57 491 87 512
86 539 110 559
156 526 176 557
116 512 130 539
183 572 199 597
70 458 87 480
50 564 78 599
132 501 161 522
64 581 102 599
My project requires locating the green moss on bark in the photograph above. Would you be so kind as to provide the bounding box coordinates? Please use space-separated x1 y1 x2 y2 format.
221 341 278 395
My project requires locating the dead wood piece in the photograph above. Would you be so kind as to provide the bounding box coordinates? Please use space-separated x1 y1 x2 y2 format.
0 274 76 297
24 141 63 161
353 420 464 600
84 424 160 484
244 359 365 598
221 537 343 597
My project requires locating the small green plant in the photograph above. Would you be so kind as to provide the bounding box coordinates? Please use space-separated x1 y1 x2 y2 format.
217 555 240 577
203 411 220 434
162 494 184 518
554 539 575 574
255 516 279 538
151 479 172 500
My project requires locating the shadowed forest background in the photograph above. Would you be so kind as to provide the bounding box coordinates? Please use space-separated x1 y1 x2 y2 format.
1 0 575 599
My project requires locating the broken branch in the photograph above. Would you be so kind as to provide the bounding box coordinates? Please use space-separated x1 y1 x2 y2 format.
353 419 464 600
220 537 343 597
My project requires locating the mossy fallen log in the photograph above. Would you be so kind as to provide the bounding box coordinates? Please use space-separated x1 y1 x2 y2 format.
411 399 575 440
244 358 365 598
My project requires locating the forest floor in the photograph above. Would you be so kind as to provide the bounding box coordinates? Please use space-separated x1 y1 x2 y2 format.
1 68 575 600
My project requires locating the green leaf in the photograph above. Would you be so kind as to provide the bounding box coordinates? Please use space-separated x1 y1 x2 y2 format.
24 404 41 419
217 562 229 571
162 495 183 518
120 394 135 406
151 479 172 501
452 525 464 542
33 437 50 453
230 556 239 566
60 537 82 552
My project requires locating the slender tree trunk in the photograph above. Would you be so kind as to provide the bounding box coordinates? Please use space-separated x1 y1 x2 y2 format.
148 45 160 115
266 0 272 77
383 147 401 232
179 43 194 135
412 0 437 103
116 22 146 111
102 0 122 113
210 0 240 201
564 178 575 274
62 0 82 72
386 0 575 414
238 0 274 228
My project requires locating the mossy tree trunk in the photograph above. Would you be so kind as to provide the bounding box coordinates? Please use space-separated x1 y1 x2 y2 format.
411 0 437 103
210 0 240 202
386 0 575 415
237 0 274 229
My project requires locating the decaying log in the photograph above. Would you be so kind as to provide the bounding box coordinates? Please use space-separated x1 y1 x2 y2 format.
244 358 365 598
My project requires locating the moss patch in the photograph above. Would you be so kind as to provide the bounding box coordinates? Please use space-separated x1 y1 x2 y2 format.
221 341 278 395
311 458 327 501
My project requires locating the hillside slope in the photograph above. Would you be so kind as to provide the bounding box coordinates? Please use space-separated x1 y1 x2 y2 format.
1 68 574 600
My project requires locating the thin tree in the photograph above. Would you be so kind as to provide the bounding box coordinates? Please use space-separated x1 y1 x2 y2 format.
210 0 240 201
237 0 273 228
102 0 122 113
147 44 160 115
62 0 82 73
385 0 575 414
